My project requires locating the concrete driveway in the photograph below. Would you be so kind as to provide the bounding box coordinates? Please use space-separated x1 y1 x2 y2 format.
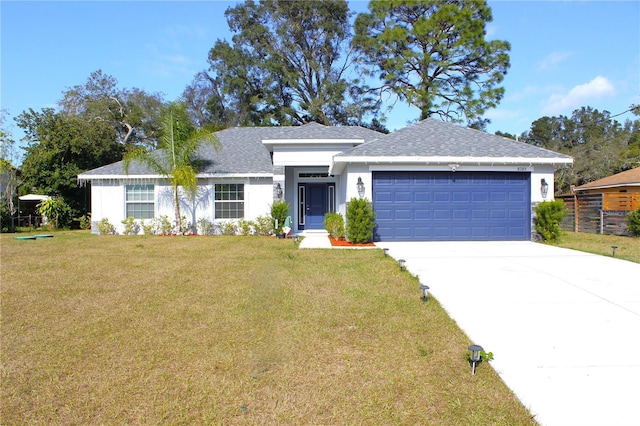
379 241 640 426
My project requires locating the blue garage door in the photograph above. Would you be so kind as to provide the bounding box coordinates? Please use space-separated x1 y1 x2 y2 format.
373 171 531 241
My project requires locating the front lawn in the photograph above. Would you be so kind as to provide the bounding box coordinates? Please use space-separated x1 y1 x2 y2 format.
1 231 534 424
549 231 640 264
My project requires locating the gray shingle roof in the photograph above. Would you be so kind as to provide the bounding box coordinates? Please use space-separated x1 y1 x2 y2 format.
336 118 573 160
79 123 383 178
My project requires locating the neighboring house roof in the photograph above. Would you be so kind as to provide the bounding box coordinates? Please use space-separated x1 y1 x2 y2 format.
330 118 573 174
574 167 640 191
78 123 383 181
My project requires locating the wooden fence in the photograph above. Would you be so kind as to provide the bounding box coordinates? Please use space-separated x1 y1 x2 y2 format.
557 193 638 236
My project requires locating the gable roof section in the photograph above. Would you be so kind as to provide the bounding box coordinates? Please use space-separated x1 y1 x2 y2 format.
574 167 640 191
78 123 383 181
330 118 573 174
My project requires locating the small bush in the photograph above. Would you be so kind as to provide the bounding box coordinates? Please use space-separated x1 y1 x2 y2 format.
197 218 214 235
121 217 140 235
237 218 254 236
253 215 273 236
36 198 69 229
324 212 345 239
77 214 92 230
346 197 376 244
271 200 290 234
626 208 640 237
535 200 566 241
219 220 237 235
1 201 12 233
157 215 173 235
97 218 116 235
178 216 192 235
141 220 155 235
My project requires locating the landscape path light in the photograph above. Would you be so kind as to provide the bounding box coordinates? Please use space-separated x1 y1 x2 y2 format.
468 344 483 376
419 284 430 303
398 259 406 271
383 247 389 257
612 245 618 257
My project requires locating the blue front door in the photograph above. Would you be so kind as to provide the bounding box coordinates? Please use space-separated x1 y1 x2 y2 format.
306 183 328 229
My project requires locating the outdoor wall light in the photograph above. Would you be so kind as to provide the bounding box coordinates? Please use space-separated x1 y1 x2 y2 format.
398 259 406 271
419 284 430 303
383 248 389 257
357 176 365 198
540 178 549 199
275 183 283 199
468 344 484 376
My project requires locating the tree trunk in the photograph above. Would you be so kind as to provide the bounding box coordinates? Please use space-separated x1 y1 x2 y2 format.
174 185 182 234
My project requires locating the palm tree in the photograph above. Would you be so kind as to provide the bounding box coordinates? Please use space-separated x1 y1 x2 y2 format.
124 102 218 233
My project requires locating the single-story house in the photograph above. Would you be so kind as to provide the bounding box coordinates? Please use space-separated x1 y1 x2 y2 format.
573 167 640 196
78 118 573 241
559 166 640 235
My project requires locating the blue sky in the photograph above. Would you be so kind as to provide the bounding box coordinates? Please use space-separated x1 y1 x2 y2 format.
2 1 639 155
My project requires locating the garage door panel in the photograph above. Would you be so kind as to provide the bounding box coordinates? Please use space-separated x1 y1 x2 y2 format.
395 209 413 220
373 171 530 241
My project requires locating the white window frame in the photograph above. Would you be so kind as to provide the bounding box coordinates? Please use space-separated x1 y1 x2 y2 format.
215 183 245 219
125 184 155 219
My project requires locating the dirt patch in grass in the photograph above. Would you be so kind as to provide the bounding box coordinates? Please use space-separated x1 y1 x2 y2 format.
1 231 535 425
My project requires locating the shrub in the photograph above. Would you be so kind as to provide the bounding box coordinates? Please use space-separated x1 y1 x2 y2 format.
97 218 116 235
157 215 173 235
535 199 566 241
237 218 254 236
626 208 640 237
121 217 140 235
1 201 12 233
78 214 92 230
36 198 69 229
346 197 376 244
178 216 192 235
271 200 290 234
141 219 155 235
324 212 345 239
253 215 273 236
197 218 214 235
219 220 238 235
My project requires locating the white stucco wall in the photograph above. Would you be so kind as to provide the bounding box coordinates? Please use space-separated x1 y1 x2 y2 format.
89 177 273 234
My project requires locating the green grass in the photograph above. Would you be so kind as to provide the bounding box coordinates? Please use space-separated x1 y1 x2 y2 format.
1 231 535 425
548 231 640 264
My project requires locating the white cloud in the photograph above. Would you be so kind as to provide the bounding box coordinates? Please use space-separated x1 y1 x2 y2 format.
538 51 574 70
542 76 615 115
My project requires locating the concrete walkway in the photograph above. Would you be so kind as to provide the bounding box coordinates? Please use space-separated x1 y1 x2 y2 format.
298 231 332 249
379 241 640 426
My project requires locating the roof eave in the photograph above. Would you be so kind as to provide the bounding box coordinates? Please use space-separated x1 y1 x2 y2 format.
575 182 640 192
78 172 273 182
330 155 573 172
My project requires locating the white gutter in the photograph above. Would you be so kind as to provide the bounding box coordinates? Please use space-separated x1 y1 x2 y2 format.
329 155 574 175
78 172 274 182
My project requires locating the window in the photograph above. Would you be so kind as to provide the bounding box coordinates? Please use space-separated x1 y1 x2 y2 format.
125 184 154 219
215 183 244 219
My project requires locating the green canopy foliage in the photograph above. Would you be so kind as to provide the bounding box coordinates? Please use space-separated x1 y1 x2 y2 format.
17 108 124 226
353 0 510 127
521 106 640 194
183 0 381 129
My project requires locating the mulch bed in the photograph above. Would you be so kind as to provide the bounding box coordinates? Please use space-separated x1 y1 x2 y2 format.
328 236 375 247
